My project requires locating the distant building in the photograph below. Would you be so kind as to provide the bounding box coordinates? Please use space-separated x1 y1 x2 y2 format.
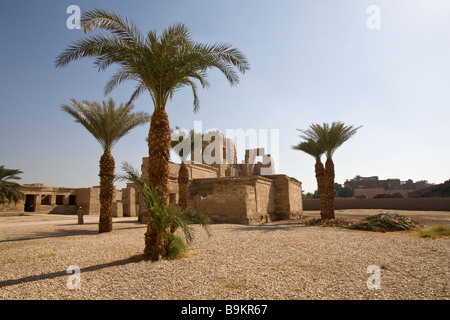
344 176 429 198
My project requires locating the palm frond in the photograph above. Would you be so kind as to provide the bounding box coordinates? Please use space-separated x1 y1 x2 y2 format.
291 138 324 160
117 162 211 243
81 8 144 46
61 99 150 151
56 11 249 113
297 122 362 159
0 166 25 205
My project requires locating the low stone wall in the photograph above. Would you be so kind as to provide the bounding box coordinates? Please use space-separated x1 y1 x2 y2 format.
303 198 450 211
0 202 24 214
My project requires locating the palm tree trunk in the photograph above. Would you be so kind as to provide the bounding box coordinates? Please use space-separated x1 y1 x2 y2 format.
315 158 327 220
145 108 171 259
178 161 189 209
324 158 336 219
99 150 115 233
144 217 168 260
147 108 171 204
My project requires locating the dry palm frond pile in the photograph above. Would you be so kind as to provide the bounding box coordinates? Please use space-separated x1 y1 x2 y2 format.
348 212 420 232
304 217 353 228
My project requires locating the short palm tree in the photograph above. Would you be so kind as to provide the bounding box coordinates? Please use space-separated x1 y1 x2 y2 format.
291 139 327 219
293 122 361 219
55 9 250 207
171 128 196 209
0 166 25 206
118 162 211 260
61 98 150 233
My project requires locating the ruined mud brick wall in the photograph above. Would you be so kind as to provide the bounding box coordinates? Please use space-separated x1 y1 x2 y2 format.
303 198 450 211
0 201 24 214
191 176 276 224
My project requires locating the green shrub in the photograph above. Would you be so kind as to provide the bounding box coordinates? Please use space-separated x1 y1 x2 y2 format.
349 212 420 232
419 226 450 239
166 234 187 259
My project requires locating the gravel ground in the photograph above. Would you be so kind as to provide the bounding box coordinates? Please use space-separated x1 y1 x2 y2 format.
0 213 448 300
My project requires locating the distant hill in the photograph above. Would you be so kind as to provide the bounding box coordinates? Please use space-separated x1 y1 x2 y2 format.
408 180 450 198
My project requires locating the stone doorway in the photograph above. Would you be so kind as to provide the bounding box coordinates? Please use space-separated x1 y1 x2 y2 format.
24 195 36 212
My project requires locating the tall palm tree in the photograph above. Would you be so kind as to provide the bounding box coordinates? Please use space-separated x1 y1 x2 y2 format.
291 139 327 219
0 166 25 206
55 9 250 207
299 122 361 219
55 9 248 257
61 98 150 233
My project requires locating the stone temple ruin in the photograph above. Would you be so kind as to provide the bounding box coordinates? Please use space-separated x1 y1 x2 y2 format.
139 132 303 224
2 132 303 225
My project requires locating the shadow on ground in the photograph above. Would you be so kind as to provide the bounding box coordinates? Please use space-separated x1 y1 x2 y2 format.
0 220 144 244
230 221 309 232
0 254 148 288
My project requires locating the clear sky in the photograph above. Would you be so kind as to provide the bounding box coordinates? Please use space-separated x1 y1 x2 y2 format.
1 0 450 193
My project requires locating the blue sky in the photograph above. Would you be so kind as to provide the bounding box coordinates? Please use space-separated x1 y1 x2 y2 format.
1 0 450 193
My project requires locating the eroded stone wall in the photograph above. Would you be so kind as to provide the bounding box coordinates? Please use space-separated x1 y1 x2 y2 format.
192 176 277 224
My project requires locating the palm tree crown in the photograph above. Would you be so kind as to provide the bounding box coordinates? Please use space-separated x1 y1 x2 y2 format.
0 166 25 205
61 98 150 152
299 122 361 159
55 9 250 111
292 137 324 161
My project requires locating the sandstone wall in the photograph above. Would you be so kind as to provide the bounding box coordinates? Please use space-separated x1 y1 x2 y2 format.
192 179 249 224
263 175 303 220
191 176 280 224
0 185 80 215
0 201 24 214
303 198 450 211
76 187 101 215
122 185 136 217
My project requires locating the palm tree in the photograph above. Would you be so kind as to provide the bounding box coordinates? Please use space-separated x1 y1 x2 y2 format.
55 9 250 207
0 166 25 206
291 139 327 219
299 122 361 219
61 98 150 233
118 162 211 260
171 128 196 209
